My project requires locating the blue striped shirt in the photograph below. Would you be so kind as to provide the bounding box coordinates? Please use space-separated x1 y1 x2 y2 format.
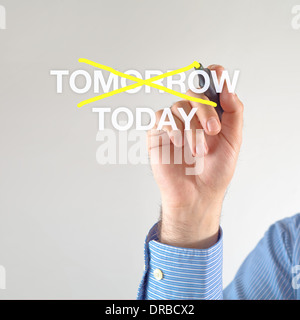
137 213 300 299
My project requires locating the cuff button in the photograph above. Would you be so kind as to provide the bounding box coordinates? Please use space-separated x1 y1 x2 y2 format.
153 268 164 280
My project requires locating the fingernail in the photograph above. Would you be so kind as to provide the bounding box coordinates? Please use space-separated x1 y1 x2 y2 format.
207 117 220 133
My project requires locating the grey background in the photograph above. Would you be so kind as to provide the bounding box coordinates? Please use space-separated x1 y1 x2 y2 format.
0 0 300 299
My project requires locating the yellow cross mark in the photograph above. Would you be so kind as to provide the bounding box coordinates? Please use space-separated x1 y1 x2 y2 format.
77 59 217 108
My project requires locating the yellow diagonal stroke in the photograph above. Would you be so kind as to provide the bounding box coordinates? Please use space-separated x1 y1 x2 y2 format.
77 58 217 108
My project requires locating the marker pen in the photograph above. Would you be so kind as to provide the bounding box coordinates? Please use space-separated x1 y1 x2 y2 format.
195 63 223 121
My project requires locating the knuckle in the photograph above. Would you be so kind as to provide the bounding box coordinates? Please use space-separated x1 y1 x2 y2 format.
171 101 184 111
208 64 224 72
186 89 195 97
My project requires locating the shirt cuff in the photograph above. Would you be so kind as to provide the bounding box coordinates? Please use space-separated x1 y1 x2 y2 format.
137 223 223 300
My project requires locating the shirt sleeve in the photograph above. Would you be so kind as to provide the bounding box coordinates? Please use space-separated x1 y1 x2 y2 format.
137 222 223 300
137 214 300 300
224 214 299 300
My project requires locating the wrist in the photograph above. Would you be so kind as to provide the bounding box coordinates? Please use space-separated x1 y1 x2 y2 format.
160 195 224 249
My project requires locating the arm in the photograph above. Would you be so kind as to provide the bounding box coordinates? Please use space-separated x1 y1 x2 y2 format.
137 222 223 299
224 214 299 299
138 64 244 299
138 215 299 300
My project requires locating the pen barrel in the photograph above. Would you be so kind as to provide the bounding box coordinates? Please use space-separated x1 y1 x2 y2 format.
195 64 223 121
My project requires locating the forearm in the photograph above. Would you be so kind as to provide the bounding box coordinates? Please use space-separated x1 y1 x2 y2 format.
137 198 224 300
160 195 224 249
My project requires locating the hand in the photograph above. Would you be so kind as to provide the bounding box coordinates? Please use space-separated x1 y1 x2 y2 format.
147 65 244 249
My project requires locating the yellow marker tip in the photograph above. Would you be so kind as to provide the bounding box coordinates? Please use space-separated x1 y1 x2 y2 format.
194 61 201 69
